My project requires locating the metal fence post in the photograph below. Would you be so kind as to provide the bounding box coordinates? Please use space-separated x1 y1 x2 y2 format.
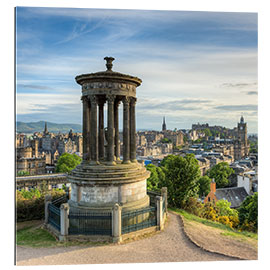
156 196 164 230
44 194 52 224
112 203 122 243
60 203 69 240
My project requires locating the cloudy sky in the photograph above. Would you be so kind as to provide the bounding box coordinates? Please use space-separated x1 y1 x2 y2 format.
16 7 258 133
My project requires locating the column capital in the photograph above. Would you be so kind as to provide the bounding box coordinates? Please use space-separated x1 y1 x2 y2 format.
122 96 130 105
81 95 89 102
130 97 137 106
89 95 97 105
106 94 116 103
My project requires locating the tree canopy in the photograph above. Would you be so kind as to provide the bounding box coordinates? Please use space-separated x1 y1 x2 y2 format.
216 199 238 217
55 153 82 173
197 175 211 197
146 164 165 191
160 154 201 207
238 192 258 232
206 162 234 188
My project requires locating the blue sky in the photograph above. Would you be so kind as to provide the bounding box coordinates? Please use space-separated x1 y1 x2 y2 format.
16 7 258 133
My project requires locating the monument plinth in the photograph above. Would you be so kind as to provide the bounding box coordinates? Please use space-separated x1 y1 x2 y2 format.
68 57 150 212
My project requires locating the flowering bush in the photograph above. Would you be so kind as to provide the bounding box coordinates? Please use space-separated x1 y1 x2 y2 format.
228 215 240 229
217 216 233 228
200 202 218 221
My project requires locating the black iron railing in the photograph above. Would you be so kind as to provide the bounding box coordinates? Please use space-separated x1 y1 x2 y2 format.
51 194 68 208
48 203 61 231
121 206 157 234
147 190 161 207
68 210 112 235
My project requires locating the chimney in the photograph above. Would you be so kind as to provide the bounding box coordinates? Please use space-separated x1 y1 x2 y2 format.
210 178 216 193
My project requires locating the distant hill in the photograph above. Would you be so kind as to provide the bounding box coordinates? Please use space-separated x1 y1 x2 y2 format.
16 121 82 134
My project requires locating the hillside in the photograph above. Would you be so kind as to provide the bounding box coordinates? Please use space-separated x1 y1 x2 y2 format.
16 121 82 134
172 209 257 260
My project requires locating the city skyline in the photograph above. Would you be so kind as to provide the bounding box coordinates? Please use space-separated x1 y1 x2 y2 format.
16 7 258 133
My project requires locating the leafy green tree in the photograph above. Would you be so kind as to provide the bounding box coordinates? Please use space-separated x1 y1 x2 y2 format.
238 192 258 231
146 164 165 191
55 153 82 174
197 175 211 197
160 154 201 207
216 199 238 217
249 141 258 153
206 162 234 188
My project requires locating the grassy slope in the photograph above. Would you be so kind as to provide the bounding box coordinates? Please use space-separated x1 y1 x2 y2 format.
170 207 257 240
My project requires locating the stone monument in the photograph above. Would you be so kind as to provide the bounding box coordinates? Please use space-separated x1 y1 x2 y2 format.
68 57 150 213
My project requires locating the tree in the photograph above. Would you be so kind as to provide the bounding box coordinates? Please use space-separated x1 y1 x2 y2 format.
55 153 82 174
197 175 211 197
215 199 238 217
238 192 258 232
203 128 212 137
160 154 201 207
206 162 234 188
146 164 165 191
249 141 258 153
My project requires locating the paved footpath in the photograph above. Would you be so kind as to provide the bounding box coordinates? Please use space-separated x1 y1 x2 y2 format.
17 213 235 266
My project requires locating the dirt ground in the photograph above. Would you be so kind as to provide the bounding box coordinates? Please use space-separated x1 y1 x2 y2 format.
16 212 257 266
181 215 258 260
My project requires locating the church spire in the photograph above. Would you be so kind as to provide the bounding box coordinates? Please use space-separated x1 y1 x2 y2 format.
44 122 48 134
162 116 167 131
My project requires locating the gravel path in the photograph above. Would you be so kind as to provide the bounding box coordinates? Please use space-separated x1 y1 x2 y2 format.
16 213 235 266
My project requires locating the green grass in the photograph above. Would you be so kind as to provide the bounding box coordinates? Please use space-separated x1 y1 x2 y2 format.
170 207 258 240
16 226 110 248
16 227 58 247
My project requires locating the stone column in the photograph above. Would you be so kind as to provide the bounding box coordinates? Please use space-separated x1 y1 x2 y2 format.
161 187 168 214
156 196 164 230
114 99 121 161
89 95 99 164
112 203 122 243
44 194 52 224
98 99 105 160
130 97 137 162
87 98 91 161
107 95 116 165
123 97 130 164
82 96 90 161
60 203 69 241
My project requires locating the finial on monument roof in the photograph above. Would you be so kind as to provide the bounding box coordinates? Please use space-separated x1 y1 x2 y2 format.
104 56 115 71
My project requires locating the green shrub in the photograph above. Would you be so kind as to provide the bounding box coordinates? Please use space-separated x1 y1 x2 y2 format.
16 188 66 222
182 197 203 216
216 199 238 217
